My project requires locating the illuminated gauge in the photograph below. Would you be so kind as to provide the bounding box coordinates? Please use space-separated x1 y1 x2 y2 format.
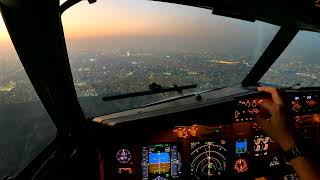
116 149 132 164
152 176 168 180
253 135 271 156
190 141 227 179
234 158 248 173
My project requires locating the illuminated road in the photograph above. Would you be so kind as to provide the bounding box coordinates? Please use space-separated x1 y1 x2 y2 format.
0 67 24 83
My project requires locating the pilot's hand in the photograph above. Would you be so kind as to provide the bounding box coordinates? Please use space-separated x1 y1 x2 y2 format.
255 86 295 151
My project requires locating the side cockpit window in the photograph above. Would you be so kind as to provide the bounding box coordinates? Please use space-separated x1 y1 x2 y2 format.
0 14 56 177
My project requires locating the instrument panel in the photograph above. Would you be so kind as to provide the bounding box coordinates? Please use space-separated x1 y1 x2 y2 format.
106 123 292 180
102 90 320 180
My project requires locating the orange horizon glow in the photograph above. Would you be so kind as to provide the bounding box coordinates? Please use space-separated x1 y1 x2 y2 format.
0 0 275 50
1 0 217 46
61 0 216 40
0 16 10 45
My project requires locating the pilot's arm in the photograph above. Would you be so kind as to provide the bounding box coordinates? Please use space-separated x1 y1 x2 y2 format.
255 86 320 180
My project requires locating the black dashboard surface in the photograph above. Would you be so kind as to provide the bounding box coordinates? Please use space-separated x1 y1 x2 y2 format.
95 88 320 180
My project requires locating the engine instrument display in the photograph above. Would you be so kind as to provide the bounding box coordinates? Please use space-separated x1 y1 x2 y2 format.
190 141 227 179
253 135 271 157
141 144 181 180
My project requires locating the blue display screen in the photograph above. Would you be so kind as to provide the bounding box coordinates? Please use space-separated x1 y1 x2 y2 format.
236 139 248 154
149 152 170 164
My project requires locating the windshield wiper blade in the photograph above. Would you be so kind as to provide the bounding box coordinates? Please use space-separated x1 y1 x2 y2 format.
102 83 197 101
140 93 196 108
141 83 241 108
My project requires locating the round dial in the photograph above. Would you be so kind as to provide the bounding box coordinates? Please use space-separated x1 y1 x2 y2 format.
234 158 248 173
116 149 132 164
190 141 227 179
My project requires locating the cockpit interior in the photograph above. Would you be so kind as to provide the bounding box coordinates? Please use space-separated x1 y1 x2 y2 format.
0 0 320 180
94 88 320 180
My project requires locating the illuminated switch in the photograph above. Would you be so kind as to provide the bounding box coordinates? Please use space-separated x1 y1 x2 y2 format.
245 100 250 107
235 111 240 118
173 127 188 138
252 100 257 107
189 125 198 137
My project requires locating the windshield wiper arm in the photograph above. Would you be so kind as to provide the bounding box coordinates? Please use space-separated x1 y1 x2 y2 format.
102 83 197 101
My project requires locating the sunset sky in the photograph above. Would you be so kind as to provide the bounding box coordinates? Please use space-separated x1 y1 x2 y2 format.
61 0 219 39
1 0 271 42
0 16 9 42
0 1 215 42
0 0 284 63
1 0 318 45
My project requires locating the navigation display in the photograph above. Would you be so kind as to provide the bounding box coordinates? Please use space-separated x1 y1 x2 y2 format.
141 144 181 180
190 141 228 179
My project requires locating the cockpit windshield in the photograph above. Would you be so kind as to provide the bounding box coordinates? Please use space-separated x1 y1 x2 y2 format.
61 0 280 117
261 31 320 87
